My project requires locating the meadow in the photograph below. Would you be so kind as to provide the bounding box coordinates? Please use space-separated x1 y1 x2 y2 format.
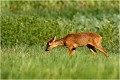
1 46 119 79
1 1 119 79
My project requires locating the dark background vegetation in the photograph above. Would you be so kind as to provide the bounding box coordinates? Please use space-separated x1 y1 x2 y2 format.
1 1 119 53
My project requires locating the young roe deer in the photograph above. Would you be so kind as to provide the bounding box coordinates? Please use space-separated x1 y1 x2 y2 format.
45 32 109 57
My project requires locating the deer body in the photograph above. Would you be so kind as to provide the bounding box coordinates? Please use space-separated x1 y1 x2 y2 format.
45 32 109 57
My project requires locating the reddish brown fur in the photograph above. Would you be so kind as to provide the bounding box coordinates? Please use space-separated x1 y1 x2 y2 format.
45 32 109 57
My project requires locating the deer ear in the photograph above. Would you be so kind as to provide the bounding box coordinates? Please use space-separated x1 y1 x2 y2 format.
53 36 56 41
48 38 51 41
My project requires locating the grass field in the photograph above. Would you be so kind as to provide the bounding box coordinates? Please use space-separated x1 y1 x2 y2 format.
1 1 119 79
1 46 119 79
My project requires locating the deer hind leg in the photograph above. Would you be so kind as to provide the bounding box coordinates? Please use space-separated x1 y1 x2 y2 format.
95 45 109 57
94 38 109 57
87 44 97 57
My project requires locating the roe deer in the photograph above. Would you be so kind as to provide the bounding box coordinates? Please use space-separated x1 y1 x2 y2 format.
45 32 109 57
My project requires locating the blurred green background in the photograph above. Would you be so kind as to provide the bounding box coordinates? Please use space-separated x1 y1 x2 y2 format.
1 1 119 79
1 1 119 52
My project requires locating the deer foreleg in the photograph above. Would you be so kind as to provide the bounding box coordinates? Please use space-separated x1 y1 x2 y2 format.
68 49 72 57
71 48 76 56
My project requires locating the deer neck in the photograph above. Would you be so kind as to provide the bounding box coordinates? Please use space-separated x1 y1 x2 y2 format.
55 38 64 46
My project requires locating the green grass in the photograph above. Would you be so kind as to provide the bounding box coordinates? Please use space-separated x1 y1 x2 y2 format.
1 46 119 79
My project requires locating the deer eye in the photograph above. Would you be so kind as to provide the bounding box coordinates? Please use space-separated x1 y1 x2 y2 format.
47 43 50 47
48 43 51 46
